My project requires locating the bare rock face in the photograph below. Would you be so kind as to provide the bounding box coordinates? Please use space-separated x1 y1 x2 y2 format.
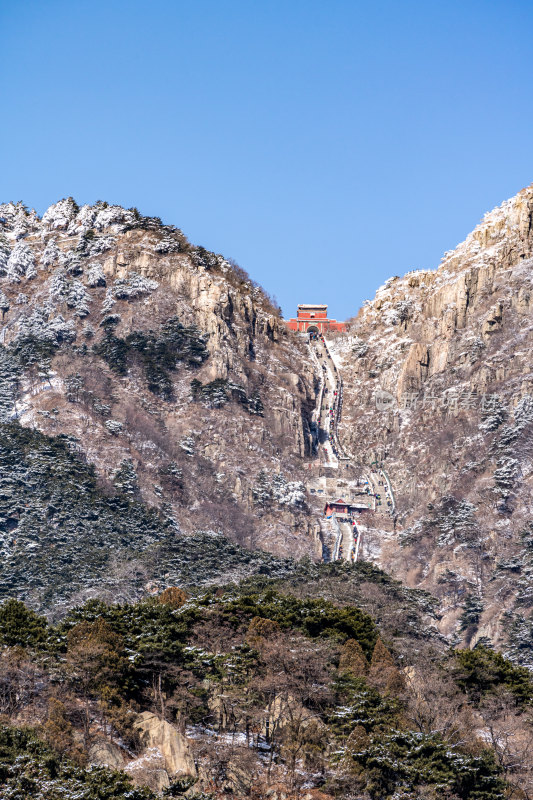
330 183 533 658
133 711 196 778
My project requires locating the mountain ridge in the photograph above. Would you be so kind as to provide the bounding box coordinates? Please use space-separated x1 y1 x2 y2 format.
331 182 533 660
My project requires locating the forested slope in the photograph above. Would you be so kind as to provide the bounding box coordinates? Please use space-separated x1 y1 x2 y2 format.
3 565 530 799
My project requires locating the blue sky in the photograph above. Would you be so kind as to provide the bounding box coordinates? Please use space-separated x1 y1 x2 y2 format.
1 0 532 320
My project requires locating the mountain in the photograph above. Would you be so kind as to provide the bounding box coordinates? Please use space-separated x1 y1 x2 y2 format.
2 188 533 799
0 198 318 608
331 184 533 662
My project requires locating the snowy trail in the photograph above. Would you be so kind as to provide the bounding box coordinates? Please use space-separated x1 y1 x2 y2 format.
307 333 396 562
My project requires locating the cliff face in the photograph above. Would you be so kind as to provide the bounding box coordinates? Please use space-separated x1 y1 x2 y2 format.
331 184 533 657
0 199 317 569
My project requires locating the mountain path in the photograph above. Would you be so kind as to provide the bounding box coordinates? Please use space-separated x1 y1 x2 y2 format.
306 333 395 563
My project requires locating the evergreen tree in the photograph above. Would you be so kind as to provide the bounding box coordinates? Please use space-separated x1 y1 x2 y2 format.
102 287 115 313
0 235 11 275
86 262 107 287
40 237 61 268
5 241 35 282
0 346 19 421
25 258 37 280
339 638 369 677
0 291 9 318
113 458 139 497
49 267 70 302
12 207 29 239
252 470 272 506
480 395 505 432
247 390 264 416
0 599 48 647
67 279 91 317
460 594 484 631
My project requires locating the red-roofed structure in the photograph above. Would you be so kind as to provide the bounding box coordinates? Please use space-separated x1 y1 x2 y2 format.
324 498 373 515
286 304 345 333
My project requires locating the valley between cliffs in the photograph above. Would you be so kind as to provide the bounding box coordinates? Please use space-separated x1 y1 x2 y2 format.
2 186 533 663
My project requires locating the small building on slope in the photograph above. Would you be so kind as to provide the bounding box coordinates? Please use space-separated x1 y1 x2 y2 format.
324 498 373 516
286 304 345 334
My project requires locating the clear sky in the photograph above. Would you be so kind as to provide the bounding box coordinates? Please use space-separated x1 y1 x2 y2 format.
1 0 532 320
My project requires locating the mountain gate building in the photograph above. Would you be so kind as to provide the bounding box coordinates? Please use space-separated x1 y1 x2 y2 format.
286 304 345 334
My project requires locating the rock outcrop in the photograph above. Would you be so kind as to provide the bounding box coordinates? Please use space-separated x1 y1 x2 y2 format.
133 711 196 778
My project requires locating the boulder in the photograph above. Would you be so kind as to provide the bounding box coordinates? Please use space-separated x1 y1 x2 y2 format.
133 711 196 777
124 747 170 793
88 739 127 770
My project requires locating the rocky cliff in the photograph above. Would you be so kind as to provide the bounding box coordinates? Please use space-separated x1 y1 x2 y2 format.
0 198 318 607
331 183 533 661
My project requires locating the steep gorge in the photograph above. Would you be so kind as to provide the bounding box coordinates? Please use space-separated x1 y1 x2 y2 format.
3 186 533 663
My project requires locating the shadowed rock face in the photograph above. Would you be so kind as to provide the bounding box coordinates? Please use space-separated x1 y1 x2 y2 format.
330 184 533 655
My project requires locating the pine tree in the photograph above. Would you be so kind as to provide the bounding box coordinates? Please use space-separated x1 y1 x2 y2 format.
0 291 9 318
460 594 484 631
190 378 202 400
252 470 272 506
479 395 505 432
86 262 107 287
0 236 11 275
369 637 403 694
5 241 35 282
65 373 84 403
113 272 158 300
514 394 533 428
41 237 61 268
113 459 139 497
26 260 37 279
12 207 29 240
67 280 91 317
105 419 123 435
247 390 264 416
102 287 116 313
49 267 70 302
0 598 47 647
0 346 19 421
339 638 369 676
64 250 83 276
